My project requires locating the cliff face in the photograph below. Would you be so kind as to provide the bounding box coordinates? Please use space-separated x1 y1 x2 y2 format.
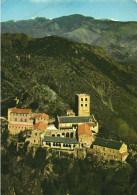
2 15 137 64
2 33 137 142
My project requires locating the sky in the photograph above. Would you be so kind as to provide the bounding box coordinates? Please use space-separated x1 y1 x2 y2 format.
1 0 137 22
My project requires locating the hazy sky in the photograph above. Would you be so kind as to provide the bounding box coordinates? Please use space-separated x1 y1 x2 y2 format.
1 0 137 22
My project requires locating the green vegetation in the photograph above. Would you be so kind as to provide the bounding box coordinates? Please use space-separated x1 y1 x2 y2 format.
1 136 137 195
2 33 137 144
2 14 137 64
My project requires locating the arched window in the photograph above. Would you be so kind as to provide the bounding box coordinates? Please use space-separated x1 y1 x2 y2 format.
66 133 69 138
70 132 73 138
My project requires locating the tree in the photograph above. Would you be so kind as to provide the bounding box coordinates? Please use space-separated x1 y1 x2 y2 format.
33 147 47 170
1 128 9 147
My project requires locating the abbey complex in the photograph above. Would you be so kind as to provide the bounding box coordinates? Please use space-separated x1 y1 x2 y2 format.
8 94 128 162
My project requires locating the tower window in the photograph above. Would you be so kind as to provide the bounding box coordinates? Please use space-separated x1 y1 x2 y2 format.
81 104 83 107
85 104 87 107
81 98 83 101
85 98 87 101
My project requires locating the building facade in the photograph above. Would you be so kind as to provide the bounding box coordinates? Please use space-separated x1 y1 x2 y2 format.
44 125 76 139
8 108 33 135
43 136 79 150
92 137 129 162
8 108 49 136
78 123 93 147
76 94 90 116
58 115 97 130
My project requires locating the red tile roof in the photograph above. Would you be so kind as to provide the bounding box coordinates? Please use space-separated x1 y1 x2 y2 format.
33 121 47 132
10 108 31 114
86 122 96 127
78 123 92 136
121 152 129 156
30 113 49 120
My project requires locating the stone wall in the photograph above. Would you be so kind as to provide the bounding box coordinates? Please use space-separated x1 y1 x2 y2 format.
76 94 90 116
79 134 92 147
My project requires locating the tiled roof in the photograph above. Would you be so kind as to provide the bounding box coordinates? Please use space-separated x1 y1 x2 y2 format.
10 108 31 114
122 152 129 156
34 121 47 132
43 136 78 144
59 116 93 124
30 113 49 120
86 122 96 127
78 123 92 136
93 137 123 150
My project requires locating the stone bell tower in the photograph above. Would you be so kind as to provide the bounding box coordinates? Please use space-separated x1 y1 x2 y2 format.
76 94 90 116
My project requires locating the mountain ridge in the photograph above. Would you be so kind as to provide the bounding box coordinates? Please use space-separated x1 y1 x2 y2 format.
2 14 137 65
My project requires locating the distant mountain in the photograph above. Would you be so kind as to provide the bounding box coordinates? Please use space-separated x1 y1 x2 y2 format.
2 33 137 143
2 14 137 64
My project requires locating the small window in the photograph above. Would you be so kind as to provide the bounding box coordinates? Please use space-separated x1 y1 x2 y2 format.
15 118 17 121
34 140 36 143
103 148 105 151
104 153 105 156
21 118 23 122
81 104 83 107
25 119 27 122
26 114 27 116
85 104 87 107
81 98 83 101
35 133 37 136
85 98 87 101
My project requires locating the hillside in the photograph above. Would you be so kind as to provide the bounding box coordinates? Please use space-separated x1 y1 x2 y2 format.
2 14 137 64
1 33 137 143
